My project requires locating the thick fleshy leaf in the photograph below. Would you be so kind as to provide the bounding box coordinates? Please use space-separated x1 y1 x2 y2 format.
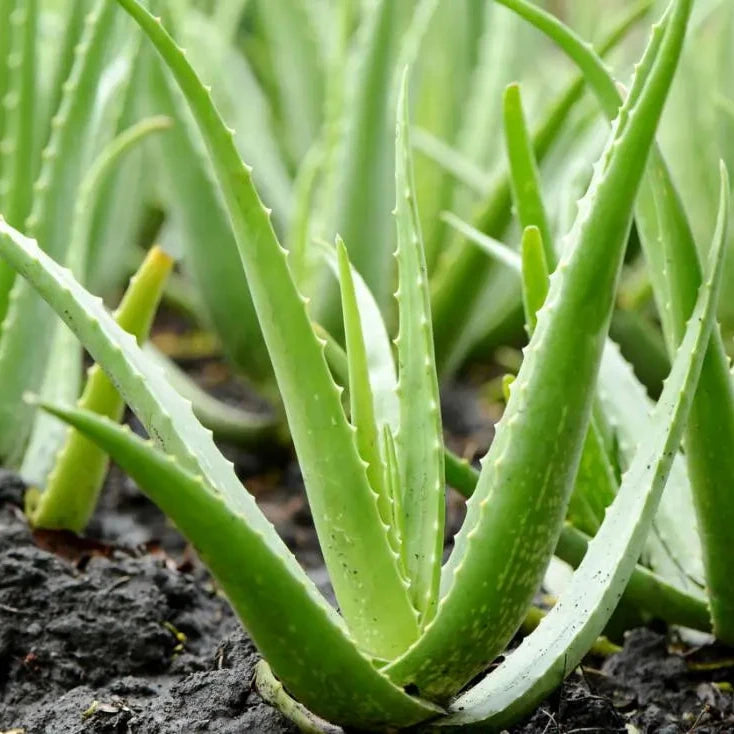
144 39 274 386
429 0 656 377
393 70 445 623
30 246 172 532
335 237 389 515
317 240 398 433
503 84 555 269
439 161 727 731
445 196 704 589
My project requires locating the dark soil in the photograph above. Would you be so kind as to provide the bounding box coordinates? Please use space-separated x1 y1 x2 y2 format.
1 374 733 733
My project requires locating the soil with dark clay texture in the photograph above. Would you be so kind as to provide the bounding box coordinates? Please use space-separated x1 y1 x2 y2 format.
1 375 733 733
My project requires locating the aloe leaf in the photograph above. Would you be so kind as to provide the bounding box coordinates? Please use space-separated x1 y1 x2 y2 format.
503 84 555 269
598 340 705 591
30 246 173 532
554 524 709 632
519 226 549 336
39 0 88 155
518 223 615 538
439 162 727 731
447 454 708 634
385 0 692 699
393 71 445 623
499 0 734 644
287 142 323 290
448 214 617 537
177 8 293 222
445 161 704 593
85 36 151 297
334 237 387 504
0 222 440 726
308 0 351 267
144 46 273 386
647 173 734 640
317 241 398 434
31 403 439 729
382 424 404 557
19 307 82 489
409 0 485 268
0 0 124 465
505 142 619 544
21 116 171 487
322 245 404 549
0 0 37 229
0 0 37 319
113 0 419 659
453 4 528 187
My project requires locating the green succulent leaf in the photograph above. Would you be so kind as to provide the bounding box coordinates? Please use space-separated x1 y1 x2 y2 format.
393 70 445 624
503 84 555 269
335 236 389 516
445 455 709 634
253 0 325 167
315 0 408 325
144 43 274 386
429 0 655 377
439 161 727 731
444 172 703 590
317 240 399 434
519 226 549 336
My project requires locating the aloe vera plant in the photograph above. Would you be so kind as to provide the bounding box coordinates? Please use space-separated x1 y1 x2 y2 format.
0 0 721 729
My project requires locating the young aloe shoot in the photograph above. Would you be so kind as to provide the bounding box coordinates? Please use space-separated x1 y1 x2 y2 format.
26 244 173 532
0 0 700 729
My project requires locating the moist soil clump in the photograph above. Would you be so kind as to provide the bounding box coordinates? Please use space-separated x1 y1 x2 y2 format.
2 466 734 733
